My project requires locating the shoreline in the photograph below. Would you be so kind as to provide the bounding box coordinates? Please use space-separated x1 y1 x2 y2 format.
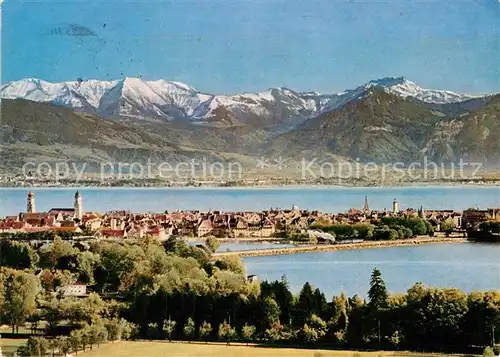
1 182 499 190
213 237 469 257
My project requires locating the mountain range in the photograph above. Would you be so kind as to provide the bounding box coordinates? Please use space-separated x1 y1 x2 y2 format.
1 76 499 176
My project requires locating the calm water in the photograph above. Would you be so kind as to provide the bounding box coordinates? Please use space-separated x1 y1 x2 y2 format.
0 186 499 217
217 242 298 252
243 242 500 298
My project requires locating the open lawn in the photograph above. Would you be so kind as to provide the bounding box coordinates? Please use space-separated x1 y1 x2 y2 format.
81 341 476 357
0 338 27 356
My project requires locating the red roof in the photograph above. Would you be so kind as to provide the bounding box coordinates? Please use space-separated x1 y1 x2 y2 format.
82 214 98 223
100 229 125 237
52 227 79 232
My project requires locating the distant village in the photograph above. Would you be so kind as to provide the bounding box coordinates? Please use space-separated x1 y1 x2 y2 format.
0 191 499 240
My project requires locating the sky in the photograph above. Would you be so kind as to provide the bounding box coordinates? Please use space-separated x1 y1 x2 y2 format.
2 0 498 94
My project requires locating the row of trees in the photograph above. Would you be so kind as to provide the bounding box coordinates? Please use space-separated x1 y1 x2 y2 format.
125 269 499 353
1 235 499 355
17 318 132 356
312 216 436 241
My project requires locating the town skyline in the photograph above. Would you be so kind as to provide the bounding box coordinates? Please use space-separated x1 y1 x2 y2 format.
1 190 498 240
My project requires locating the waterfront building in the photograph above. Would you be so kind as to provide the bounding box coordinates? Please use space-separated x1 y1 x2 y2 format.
27 191 35 213
74 191 83 221
393 198 399 214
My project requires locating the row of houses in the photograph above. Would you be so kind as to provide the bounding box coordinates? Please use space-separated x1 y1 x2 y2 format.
1 192 498 239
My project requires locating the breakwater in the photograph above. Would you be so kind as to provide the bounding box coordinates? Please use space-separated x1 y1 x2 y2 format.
213 237 468 257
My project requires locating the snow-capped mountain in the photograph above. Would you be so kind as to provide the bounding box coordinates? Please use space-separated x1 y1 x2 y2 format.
363 77 475 104
0 76 478 128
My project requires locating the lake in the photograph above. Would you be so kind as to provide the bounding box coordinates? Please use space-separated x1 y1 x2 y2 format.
0 185 499 217
243 242 500 298
217 242 299 252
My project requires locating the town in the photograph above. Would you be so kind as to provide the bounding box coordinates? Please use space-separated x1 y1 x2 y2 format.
1 191 498 241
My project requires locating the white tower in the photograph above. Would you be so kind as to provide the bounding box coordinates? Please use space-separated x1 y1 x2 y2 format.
74 191 83 221
393 198 399 214
27 191 35 213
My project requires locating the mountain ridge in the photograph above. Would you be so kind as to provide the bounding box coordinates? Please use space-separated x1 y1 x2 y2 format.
1 76 484 131
2 77 499 176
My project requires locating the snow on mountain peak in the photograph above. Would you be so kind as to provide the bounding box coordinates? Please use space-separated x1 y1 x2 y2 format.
0 76 481 124
362 76 474 104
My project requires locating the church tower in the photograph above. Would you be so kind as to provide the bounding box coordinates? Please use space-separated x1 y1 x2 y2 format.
418 204 425 218
363 196 370 214
74 191 83 221
27 191 35 213
392 198 399 214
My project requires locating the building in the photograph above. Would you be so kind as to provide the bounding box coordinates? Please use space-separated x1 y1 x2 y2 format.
363 196 370 214
418 205 425 218
47 191 83 222
27 191 35 213
58 282 87 297
74 191 83 221
246 275 259 283
197 219 214 237
393 198 399 214
462 209 497 230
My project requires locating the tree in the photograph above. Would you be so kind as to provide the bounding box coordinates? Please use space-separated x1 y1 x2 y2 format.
87 322 107 349
390 330 401 349
183 317 196 342
301 314 327 343
262 296 281 328
121 320 133 340
56 336 70 355
295 282 315 327
105 318 129 342
69 329 82 354
18 337 49 357
0 240 39 269
164 318 176 342
265 322 286 342
205 236 220 253
199 321 212 343
302 323 320 343
332 292 349 331
241 323 256 345
81 325 92 351
368 268 388 310
39 236 77 270
1 268 39 333
462 291 500 348
215 255 245 275
440 219 455 236
218 320 236 345
49 337 59 357
76 250 100 284
425 221 435 237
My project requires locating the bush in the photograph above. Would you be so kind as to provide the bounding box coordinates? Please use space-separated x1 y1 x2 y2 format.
483 346 495 356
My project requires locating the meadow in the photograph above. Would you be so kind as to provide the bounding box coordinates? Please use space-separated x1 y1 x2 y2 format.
80 341 477 357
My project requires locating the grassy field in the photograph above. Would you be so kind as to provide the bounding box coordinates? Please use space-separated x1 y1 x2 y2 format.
81 341 476 357
0 338 27 356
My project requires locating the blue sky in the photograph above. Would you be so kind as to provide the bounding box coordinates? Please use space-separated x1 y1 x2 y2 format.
2 0 498 94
